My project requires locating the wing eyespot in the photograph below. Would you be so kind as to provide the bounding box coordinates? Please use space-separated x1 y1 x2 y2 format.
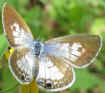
21 75 25 80
45 81 52 89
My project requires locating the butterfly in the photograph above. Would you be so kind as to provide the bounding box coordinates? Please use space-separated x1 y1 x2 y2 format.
2 3 102 92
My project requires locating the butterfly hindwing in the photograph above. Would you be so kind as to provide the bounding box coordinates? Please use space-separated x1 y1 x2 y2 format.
45 34 102 68
36 53 75 92
9 48 39 84
2 3 34 48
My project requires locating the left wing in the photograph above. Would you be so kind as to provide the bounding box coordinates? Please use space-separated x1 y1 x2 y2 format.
44 34 102 68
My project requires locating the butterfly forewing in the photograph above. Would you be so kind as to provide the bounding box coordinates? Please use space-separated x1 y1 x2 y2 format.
2 3 34 48
36 53 75 92
45 34 102 68
9 48 39 84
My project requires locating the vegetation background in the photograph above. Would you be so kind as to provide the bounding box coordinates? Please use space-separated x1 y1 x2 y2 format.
0 0 105 93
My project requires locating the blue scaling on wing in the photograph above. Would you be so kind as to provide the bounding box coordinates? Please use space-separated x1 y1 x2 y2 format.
44 43 70 58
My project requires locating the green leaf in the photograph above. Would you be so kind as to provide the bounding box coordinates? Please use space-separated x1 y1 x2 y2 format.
2 62 19 93
91 18 105 35
0 34 8 59
91 18 105 41
70 69 103 90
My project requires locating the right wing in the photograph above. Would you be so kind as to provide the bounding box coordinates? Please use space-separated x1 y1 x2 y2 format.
36 53 75 92
2 3 34 48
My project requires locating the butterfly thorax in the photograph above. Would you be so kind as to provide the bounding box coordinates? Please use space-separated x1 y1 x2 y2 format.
32 40 44 56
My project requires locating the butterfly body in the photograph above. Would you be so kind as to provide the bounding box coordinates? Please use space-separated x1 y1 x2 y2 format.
2 3 102 92
32 40 44 56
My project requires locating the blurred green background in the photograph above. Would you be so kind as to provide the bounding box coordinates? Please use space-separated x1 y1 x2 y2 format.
0 0 105 93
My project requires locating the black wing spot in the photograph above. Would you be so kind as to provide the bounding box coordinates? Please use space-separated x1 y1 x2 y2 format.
45 82 52 89
21 75 25 80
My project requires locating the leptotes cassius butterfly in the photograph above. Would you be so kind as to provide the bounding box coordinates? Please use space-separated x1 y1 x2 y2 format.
2 3 102 92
